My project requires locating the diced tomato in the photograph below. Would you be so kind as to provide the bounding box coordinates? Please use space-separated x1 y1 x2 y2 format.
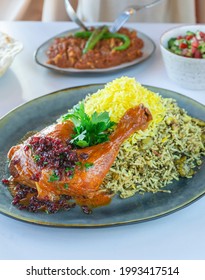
194 49 202 58
200 31 205 38
191 46 197 54
191 37 199 48
179 42 188 49
177 36 183 40
186 34 194 40
199 31 205 41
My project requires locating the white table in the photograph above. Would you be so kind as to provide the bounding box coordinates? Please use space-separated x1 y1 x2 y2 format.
0 21 205 260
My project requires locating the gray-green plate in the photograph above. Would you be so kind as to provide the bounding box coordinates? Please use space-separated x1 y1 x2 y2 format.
0 84 204 227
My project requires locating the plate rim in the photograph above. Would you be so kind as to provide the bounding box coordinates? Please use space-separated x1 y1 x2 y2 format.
0 190 205 228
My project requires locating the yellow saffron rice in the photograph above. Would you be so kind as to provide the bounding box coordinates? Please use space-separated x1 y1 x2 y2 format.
85 76 165 125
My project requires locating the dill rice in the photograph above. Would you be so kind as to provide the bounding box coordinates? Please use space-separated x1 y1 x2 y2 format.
84 77 205 199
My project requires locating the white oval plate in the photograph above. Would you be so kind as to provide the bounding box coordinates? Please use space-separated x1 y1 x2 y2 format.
34 27 156 74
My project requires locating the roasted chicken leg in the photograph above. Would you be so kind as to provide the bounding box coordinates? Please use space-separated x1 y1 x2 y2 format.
8 104 152 208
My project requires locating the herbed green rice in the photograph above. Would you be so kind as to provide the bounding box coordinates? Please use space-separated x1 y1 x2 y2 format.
83 77 205 198
101 98 205 198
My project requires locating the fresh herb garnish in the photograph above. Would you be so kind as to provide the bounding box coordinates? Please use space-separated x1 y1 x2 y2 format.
84 162 94 170
48 171 60 182
62 102 115 148
33 154 41 162
74 161 94 171
65 166 74 172
75 161 83 170
64 183 69 189
65 166 75 178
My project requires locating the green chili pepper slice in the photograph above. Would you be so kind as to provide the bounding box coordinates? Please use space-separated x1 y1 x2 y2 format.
74 31 92 39
74 28 131 52
103 32 131 51
83 26 108 54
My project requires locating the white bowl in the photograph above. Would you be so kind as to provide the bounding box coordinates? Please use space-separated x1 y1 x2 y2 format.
160 24 205 90
0 31 23 77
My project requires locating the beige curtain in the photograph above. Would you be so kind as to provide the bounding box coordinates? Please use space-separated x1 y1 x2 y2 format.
196 0 205 23
0 0 204 23
75 0 196 23
0 0 43 21
42 0 205 23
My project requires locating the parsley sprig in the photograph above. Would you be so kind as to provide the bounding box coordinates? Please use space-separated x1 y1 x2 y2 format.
48 171 60 182
62 102 115 148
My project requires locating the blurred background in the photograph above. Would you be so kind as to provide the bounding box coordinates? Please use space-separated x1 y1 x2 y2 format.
0 0 204 23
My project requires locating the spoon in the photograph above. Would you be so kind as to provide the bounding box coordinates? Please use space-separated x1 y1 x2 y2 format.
64 0 89 31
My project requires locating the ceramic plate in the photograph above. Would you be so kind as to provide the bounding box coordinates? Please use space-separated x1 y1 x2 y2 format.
0 85 204 227
34 27 155 73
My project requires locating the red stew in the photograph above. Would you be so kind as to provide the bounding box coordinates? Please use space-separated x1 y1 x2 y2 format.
46 27 144 69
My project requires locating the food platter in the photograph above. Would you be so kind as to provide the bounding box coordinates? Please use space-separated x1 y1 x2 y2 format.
34 27 156 73
0 84 204 227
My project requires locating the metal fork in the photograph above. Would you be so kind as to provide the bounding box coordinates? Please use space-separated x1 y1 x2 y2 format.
109 0 163 33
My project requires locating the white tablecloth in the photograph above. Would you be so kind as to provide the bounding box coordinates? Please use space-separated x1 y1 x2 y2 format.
0 21 205 260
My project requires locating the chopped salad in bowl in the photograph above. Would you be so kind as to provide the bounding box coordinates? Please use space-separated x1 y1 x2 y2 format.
168 30 205 59
160 25 205 89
